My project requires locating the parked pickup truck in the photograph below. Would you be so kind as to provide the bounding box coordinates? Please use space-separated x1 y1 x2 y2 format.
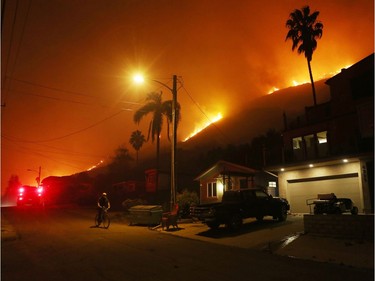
190 188 290 230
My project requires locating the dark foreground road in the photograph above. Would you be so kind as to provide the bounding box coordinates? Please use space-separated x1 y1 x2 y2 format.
1 206 373 281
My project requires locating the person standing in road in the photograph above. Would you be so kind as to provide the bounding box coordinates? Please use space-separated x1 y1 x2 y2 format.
97 192 110 225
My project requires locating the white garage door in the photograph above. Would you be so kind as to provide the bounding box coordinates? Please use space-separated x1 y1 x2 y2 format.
287 175 361 213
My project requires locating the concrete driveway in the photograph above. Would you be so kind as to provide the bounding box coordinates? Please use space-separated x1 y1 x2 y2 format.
153 213 374 269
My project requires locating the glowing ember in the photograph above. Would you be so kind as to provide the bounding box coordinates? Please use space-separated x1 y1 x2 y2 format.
183 113 223 142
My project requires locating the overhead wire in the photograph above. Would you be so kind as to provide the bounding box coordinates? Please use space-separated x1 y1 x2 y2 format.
2 0 32 106
8 77 96 98
4 77 145 109
1 109 126 143
180 83 234 145
1 139 89 171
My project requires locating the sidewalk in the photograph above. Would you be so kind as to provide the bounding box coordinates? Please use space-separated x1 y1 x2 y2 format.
275 232 374 269
154 218 374 269
1 217 18 242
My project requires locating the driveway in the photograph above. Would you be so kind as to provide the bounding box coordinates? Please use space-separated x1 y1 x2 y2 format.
155 214 304 251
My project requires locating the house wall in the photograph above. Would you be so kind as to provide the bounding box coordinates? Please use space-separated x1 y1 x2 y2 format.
199 178 225 205
278 54 374 214
278 160 371 213
199 175 253 204
198 171 276 205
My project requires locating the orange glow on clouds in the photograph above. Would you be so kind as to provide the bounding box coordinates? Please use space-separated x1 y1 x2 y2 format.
1 0 373 193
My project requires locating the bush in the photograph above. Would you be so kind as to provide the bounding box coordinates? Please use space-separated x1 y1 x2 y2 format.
176 189 199 218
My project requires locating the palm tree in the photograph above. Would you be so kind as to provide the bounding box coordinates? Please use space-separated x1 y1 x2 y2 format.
133 91 180 170
129 130 146 164
285 5 323 106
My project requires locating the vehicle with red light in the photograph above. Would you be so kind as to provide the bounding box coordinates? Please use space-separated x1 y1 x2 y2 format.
17 185 45 207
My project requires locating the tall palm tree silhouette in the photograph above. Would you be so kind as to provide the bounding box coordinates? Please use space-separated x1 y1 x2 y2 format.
286 6 323 106
129 130 146 165
133 92 180 170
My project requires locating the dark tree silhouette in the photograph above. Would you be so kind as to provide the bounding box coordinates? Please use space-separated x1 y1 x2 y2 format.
286 5 323 106
133 91 180 170
108 145 133 182
129 130 146 164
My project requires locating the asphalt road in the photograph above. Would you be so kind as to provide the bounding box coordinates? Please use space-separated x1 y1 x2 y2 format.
1 206 373 281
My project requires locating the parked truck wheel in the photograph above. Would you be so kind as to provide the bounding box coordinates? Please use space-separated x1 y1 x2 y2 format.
206 221 220 230
351 206 358 215
226 214 243 230
256 215 264 221
277 205 288 221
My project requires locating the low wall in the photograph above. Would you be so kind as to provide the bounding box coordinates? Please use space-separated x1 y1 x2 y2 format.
304 214 374 240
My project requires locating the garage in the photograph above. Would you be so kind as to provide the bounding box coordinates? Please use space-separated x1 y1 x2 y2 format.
286 173 361 213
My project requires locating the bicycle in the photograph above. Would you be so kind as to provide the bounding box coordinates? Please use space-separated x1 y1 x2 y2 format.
95 207 110 229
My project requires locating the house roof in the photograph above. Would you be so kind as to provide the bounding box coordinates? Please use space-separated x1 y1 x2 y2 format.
325 53 374 85
195 160 259 181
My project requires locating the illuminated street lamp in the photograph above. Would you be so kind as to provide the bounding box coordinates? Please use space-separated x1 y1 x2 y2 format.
134 74 178 210
27 166 42 187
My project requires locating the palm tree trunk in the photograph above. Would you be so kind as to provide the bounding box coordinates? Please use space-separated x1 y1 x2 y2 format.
156 134 160 191
156 134 160 170
307 59 317 106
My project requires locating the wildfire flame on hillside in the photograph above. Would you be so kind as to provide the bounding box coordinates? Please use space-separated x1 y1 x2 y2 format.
187 64 355 142
183 113 223 142
268 65 353 95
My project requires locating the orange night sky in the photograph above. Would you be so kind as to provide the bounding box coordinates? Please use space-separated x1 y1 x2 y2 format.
1 0 374 193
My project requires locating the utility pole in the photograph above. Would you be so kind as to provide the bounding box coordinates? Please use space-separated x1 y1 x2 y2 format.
37 166 41 187
170 75 177 210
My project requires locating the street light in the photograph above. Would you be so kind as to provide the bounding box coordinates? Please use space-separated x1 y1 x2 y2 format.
134 74 178 210
27 166 42 187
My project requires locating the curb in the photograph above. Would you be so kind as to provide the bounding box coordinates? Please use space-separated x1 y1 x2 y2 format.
1 218 18 242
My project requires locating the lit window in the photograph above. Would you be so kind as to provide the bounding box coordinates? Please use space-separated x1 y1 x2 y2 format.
317 131 327 144
268 181 276 188
207 182 217 198
293 137 302 149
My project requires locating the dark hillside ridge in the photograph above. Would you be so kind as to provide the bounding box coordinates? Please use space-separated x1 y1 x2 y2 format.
181 79 330 150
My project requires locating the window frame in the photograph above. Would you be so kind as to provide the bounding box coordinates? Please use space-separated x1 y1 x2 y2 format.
207 181 217 198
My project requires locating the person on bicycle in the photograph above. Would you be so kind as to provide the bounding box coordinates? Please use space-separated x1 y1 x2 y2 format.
97 192 110 225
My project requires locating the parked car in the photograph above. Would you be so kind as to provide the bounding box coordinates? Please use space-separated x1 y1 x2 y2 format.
190 188 290 230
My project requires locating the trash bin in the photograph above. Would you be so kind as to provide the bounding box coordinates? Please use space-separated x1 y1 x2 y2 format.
128 205 163 226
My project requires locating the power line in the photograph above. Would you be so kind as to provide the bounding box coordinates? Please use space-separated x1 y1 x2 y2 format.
6 88 95 106
181 84 234 145
1 139 90 171
2 0 32 106
4 78 145 110
8 77 95 98
1 110 125 143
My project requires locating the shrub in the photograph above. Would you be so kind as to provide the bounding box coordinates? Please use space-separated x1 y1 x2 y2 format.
176 189 199 218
